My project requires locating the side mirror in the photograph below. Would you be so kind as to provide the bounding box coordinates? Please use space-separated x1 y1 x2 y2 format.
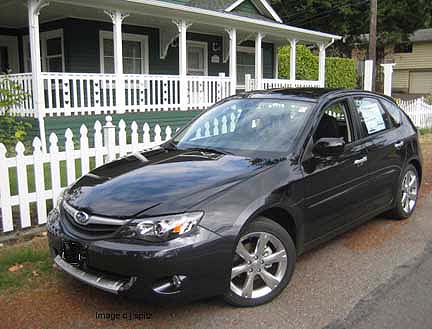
313 137 345 157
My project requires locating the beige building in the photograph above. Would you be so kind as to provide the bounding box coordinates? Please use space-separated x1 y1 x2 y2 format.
388 29 432 95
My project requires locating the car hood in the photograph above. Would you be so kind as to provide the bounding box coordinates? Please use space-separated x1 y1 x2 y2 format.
66 148 273 218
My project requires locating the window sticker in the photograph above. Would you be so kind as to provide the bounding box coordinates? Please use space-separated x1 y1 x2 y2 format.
358 102 386 134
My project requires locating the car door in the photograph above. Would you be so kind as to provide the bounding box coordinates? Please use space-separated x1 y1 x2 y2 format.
351 96 406 211
302 98 372 242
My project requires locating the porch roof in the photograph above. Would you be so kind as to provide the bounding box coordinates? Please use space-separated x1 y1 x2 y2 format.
0 0 340 45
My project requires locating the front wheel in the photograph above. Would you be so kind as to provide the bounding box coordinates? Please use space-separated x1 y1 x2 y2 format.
223 217 296 307
389 164 419 220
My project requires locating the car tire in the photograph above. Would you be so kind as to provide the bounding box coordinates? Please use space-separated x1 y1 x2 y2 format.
389 164 419 220
223 216 296 307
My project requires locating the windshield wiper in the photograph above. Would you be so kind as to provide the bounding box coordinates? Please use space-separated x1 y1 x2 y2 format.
184 147 233 155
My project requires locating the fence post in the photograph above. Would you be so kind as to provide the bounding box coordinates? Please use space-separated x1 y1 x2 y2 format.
0 143 13 232
381 63 396 96
364 60 373 91
104 115 117 162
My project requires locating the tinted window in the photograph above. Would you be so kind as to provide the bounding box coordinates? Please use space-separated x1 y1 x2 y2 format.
314 101 353 143
381 99 402 127
353 97 392 136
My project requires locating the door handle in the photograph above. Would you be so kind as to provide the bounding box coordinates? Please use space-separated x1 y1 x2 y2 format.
354 156 368 166
394 141 404 149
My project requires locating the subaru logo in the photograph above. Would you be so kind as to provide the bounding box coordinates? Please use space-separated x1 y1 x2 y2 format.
74 211 90 225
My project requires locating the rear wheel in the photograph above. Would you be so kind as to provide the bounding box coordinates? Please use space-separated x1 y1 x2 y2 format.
223 217 296 307
389 164 419 220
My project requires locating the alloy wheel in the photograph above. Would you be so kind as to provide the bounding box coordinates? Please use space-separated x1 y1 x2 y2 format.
230 232 288 299
401 169 418 214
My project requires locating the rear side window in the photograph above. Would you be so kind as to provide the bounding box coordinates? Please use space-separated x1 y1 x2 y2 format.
353 97 392 136
381 99 402 127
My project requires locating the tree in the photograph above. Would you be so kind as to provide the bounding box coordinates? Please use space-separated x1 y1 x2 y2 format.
270 0 432 57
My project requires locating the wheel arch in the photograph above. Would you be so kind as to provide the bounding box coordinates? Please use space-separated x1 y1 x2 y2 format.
247 206 304 254
408 157 422 187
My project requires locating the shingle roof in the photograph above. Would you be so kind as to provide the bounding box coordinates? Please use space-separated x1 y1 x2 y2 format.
160 0 275 22
411 29 432 43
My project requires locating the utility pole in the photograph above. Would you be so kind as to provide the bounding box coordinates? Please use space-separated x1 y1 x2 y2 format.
368 0 377 91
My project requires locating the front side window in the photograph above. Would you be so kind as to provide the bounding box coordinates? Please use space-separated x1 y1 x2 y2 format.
174 99 315 156
314 100 353 143
237 47 255 87
23 29 64 72
187 41 207 76
46 37 63 72
353 97 392 136
101 32 148 74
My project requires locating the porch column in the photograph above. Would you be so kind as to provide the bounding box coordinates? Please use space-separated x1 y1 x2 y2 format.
173 20 191 109
318 42 326 87
28 0 48 152
289 39 298 83
226 28 237 95
255 32 264 90
105 10 129 114
273 45 279 79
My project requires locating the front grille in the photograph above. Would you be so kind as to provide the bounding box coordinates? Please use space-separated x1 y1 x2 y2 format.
60 204 121 240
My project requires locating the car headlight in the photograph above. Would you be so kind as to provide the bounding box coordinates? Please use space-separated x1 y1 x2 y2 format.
119 211 204 242
47 188 68 226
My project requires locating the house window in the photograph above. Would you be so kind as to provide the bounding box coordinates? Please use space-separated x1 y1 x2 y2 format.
237 46 255 88
100 31 149 74
23 29 65 72
187 41 208 76
394 42 413 54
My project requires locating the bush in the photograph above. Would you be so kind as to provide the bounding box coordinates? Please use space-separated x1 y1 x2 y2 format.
425 95 432 105
0 74 32 153
278 45 357 88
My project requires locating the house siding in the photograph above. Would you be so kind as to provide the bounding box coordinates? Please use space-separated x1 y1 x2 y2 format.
13 17 275 78
387 41 432 93
392 42 432 70
392 69 409 92
29 18 232 76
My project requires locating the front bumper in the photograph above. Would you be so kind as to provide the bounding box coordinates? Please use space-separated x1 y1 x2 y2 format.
48 213 234 302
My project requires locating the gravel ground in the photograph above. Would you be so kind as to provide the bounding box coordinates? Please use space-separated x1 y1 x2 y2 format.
0 136 431 329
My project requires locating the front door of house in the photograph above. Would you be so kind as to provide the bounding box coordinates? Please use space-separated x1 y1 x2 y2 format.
187 41 208 76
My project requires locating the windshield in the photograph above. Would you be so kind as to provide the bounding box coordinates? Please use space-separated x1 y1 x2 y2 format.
173 98 315 156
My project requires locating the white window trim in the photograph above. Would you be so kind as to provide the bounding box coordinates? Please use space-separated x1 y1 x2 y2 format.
0 35 19 73
23 28 65 72
237 46 255 89
187 40 208 76
99 30 149 74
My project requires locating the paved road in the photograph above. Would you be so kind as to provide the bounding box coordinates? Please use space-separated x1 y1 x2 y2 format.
326 241 432 329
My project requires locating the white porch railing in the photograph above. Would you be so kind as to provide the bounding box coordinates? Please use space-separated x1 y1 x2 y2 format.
245 74 322 92
0 73 34 116
1 73 232 117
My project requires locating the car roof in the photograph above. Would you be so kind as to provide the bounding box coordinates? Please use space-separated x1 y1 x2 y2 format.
237 88 395 103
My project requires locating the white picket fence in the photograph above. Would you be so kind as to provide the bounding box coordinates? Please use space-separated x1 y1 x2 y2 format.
0 116 173 234
398 97 432 129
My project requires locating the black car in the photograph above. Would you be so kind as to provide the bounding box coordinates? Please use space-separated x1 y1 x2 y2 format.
47 88 422 307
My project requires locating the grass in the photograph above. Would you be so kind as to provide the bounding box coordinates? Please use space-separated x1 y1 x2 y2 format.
419 128 432 136
0 238 57 293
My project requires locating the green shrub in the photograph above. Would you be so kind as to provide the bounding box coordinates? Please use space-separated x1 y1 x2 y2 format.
425 95 432 105
0 74 32 153
278 45 356 89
